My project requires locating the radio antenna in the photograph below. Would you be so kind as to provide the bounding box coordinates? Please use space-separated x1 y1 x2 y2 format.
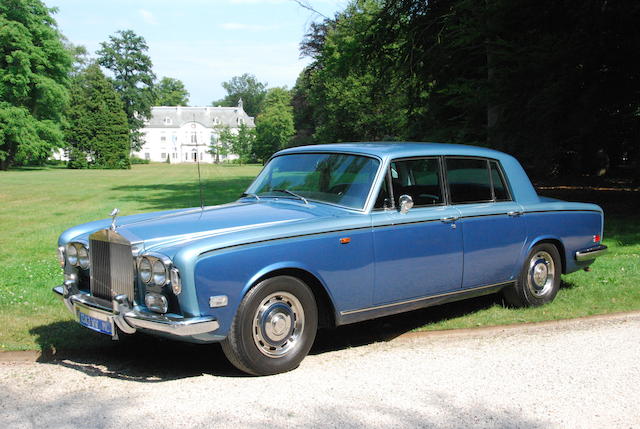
193 114 205 210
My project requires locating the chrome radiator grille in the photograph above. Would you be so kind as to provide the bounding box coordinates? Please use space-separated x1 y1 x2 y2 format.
89 230 135 301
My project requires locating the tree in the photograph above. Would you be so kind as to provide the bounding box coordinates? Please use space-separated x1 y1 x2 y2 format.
66 64 130 169
64 40 89 77
297 0 406 144
210 123 256 164
254 87 295 162
154 77 189 106
209 124 234 163
233 124 257 163
0 0 71 170
97 30 155 151
297 0 640 176
290 70 315 147
212 73 267 117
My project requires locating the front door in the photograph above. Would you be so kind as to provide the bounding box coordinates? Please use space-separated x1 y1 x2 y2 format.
372 157 463 305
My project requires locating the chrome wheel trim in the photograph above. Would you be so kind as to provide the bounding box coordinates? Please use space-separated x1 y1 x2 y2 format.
527 250 556 297
252 291 304 358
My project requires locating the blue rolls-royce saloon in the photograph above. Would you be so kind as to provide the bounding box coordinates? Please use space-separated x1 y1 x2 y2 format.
53 143 607 375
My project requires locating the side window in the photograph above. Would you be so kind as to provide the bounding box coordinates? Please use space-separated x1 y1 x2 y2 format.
490 161 510 201
446 158 492 203
390 158 443 207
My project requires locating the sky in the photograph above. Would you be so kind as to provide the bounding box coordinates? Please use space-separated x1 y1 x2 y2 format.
44 0 347 106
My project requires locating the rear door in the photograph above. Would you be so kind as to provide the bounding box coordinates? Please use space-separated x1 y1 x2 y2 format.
444 157 526 289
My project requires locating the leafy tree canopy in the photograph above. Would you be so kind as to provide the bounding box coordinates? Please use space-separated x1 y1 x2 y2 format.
295 0 406 145
211 123 256 164
295 0 640 177
0 0 71 169
154 76 189 106
97 29 155 151
66 63 130 169
212 73 267 118
254 87 295 162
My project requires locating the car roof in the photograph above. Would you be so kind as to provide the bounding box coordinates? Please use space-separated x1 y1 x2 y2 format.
276 142 509 161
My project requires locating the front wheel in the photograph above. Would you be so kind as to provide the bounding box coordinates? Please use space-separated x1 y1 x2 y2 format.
221 276 318 375
503 243 561 307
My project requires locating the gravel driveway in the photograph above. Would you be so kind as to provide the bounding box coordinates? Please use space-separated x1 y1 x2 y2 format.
1 312 639 428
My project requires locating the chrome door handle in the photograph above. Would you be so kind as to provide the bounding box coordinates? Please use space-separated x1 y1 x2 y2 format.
507 211 524 217
440 216 459 223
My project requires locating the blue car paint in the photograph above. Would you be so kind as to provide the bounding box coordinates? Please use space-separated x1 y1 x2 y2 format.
454 201 527 288
370 206 464 304
57 142 605 343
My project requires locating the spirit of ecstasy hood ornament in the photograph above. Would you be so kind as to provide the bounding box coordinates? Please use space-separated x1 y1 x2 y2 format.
110 208 119 231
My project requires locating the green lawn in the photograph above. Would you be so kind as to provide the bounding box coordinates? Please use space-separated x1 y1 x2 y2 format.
0 164 638 351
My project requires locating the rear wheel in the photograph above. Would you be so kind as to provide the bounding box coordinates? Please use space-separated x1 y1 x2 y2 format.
503 243 561 307
221 276 318 375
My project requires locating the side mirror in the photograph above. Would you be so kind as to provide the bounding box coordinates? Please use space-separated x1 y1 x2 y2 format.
399 194 414 214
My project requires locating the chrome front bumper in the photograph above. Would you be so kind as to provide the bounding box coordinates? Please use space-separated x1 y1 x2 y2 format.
53 285 219 339
575 244 608 262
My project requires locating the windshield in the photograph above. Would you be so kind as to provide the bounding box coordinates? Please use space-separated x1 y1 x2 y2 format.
245 153 381 210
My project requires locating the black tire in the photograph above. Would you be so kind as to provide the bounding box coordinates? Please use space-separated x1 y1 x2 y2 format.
502 243 561 308
221 275 318 376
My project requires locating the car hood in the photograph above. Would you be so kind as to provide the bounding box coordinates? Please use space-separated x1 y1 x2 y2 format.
60 200 358 256
119 201 324 250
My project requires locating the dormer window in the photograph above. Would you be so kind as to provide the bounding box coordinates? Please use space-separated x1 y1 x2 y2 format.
238 117 245 125
163 117 172 125
213 117 220 125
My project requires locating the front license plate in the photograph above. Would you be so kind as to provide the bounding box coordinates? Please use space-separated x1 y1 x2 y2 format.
76 305 114 336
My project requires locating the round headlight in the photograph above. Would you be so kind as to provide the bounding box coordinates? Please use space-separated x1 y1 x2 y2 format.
152 259 167 286
77 245 90 270
139 257 152 283
66 243 78 266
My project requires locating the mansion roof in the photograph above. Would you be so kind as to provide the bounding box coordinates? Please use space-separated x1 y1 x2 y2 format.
145 105 255 129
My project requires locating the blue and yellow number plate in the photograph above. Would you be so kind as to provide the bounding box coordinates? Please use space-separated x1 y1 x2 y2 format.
76 305 114 336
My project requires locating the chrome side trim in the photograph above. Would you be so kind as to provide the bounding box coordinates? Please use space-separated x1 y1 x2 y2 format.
341 281 512 316
53 286 219 338
575 245 608 261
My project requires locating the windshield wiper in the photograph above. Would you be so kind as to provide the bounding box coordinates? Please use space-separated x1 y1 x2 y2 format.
272 189 308 205
241 192 261 201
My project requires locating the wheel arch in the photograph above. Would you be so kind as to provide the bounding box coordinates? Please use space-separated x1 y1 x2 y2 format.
246 267 337 329
527 236 567 274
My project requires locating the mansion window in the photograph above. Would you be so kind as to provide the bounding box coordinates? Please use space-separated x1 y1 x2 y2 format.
160 136 166 142
191 134 197 143
144 153 150 160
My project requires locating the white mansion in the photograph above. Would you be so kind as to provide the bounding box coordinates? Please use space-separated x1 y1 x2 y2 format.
134 101 255 163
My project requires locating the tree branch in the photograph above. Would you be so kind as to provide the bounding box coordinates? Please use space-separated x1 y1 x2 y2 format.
291 0 328 19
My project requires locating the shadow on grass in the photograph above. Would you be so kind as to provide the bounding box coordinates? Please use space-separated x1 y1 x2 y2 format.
111 177 255 211
5 165 66 172
29 293 503 380
602 215 640 247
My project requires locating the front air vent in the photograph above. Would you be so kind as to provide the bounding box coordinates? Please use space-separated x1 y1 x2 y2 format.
89 230 135 301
